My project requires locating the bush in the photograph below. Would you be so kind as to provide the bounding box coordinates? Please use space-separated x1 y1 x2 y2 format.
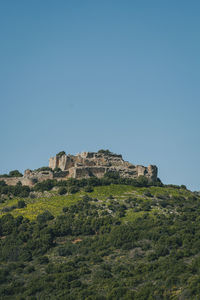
63 207 68 213
24 265 35 274
98 149 113 155
68 186 79 194
2 205 17 213
54 167 62 172
84 186 94 193
37 256 49 264
104 171 120 180
181 185 187 190
143 191 153 197
137 176 148 187
9 170 23 177
56 151 66 157
0 180 6 186
17 200 26 209
37 211 54 223
156 193 169 200
35 167 52 172
58 187 67 195
34 179 56 192
57 245 76 256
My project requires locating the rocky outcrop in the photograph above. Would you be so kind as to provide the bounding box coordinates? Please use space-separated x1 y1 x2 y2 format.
49 151 158 182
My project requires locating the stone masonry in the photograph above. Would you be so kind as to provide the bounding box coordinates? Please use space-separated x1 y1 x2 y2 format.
49 151 158 181
1 151 158 186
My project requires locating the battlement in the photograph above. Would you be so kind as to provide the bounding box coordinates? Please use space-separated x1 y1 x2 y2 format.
49 151 158 182
0 151 158 186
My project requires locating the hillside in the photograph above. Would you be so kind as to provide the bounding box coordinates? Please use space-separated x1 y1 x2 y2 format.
0 176 200 299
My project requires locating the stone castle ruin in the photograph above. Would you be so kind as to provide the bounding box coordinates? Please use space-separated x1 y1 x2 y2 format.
1 150 158 186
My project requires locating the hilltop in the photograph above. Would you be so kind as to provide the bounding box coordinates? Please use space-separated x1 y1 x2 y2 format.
0 152 200 299
49 150 158 182
0 150 158 186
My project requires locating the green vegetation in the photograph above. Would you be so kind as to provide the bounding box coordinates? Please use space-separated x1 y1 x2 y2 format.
56 151 66 157
0 170 23 178
17 200 26 209
0 177 200 299
58 187 67 195
34 167 52 172
98 149 118 156
0 181 30 198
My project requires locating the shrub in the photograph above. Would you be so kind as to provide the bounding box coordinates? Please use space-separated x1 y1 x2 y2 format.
17 200 26 209
57 244 76 256
34 179 56 192
35 167 52 172
63 207 68 213
68 186 79 194
104 171 120 180
137 176 148 187
143 191 153 197
37 211 54 223
0 181 7 186
156 193 169 200
181 185 187 190
54 167 62 172
56 151 66 157
82 195 91 202
37 256 49 264
2 205 17 213
24 265 35 274
58 187 67 195
8 170 23 177
84 186 94 193
160 201 168 208
98 149 113 155
29 192 36 199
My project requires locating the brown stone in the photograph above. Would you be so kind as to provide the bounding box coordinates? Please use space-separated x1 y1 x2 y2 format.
1 151 158 187
49 151 158 182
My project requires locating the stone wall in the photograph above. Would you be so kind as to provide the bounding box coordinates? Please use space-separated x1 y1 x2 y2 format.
0 170 54 187
49 151 158 182
0 151 158 187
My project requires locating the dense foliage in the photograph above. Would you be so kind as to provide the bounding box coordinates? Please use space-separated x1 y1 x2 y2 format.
0 181 200 299
33 173 162 194
34 167 53 172
56 151 66 157
0 181 30 198
0 170 23 178
98 149 117 155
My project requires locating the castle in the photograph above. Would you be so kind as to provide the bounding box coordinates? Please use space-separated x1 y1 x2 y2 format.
1 151 158 186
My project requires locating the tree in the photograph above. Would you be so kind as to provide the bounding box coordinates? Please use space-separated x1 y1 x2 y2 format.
18 200 26 208
56 151 66 157
137 175 148 187
98 149 112 155
9 170 23 177
37 211 54 223
58 187 67 195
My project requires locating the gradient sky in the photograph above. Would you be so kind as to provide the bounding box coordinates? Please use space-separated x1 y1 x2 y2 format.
0 1 200 190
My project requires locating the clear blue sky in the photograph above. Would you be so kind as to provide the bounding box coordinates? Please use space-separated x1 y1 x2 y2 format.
0 1 200 190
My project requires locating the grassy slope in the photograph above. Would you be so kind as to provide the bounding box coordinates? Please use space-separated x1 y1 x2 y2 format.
1 184 200 299
0 184 195 220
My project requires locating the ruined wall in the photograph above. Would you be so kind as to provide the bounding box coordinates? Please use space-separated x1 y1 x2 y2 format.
0 170 54 187
1 151 158 187
49 152 158 182
1 177 33 186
